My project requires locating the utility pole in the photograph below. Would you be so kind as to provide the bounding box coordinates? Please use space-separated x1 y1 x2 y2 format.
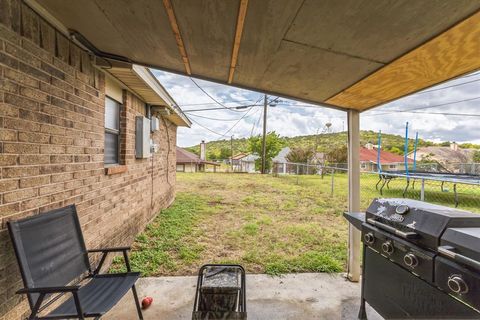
230 135 234 172
261 94 268 174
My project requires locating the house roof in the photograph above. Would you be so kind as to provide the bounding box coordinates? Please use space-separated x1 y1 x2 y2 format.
176 147 219 166
411 147 476 163
360 147 413 164
30 0 480 112
106 65 191 127
272 147 291 163
231 153 250 160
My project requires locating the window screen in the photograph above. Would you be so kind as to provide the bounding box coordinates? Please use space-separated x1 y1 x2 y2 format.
105 97 121 164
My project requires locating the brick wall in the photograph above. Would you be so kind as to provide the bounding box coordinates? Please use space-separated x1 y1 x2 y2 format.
0 1 177 318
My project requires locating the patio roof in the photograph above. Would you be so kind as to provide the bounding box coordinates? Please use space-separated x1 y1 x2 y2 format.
25 0 480 111
107 64 191 127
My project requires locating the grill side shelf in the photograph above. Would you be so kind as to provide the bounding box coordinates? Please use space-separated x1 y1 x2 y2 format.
343 212 365 231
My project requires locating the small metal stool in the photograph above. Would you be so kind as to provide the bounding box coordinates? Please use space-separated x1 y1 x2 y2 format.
192 264 247 320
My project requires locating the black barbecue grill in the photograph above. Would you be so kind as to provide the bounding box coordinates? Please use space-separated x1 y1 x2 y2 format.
345 198 480 319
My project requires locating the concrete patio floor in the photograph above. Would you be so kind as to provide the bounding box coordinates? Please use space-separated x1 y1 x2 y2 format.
105 273 382 320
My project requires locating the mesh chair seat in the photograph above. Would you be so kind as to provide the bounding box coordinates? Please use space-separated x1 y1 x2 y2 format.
49 273 140 317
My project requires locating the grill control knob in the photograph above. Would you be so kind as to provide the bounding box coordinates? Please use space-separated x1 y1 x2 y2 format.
404 253 418 268
448 275 469 294
364 233 375 245
382 241 394 255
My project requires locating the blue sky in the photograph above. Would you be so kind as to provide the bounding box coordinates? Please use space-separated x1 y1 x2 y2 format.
152 70 480 147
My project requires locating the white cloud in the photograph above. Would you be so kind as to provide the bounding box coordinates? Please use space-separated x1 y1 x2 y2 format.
152 70 480 147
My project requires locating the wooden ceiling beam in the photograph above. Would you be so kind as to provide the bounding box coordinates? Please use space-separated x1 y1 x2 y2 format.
162 0 192 75
228 0 249 84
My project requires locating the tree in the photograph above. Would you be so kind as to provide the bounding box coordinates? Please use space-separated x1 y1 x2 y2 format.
286 147 314 174
473 150 480 163
207 150 218 161
249 132 284 172
325 145 347 164
219 147 231 160
286 147 314 163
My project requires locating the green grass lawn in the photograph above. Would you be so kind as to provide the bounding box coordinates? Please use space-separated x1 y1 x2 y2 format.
112 173 350 276
112 172 479 276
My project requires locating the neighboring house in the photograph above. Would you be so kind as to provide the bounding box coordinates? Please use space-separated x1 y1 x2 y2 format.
0 7 191 318
272 147 291 174
310 152 325 165
360 146 412 172
273 147 291 163
176 147 220 172
230 153 259 173
409 142 477 172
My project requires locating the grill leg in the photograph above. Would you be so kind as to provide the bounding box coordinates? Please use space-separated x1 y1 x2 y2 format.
358 245 368 320
131 284 144 320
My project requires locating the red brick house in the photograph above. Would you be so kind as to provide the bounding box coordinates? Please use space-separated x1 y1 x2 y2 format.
360 146 413 172
0 1 190 318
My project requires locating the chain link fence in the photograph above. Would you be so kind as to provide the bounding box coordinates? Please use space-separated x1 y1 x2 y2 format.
271 162 480 213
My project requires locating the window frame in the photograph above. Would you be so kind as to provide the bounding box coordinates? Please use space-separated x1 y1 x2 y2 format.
104 95 122 166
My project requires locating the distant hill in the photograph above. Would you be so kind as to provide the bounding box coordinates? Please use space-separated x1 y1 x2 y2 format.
184 131 477 161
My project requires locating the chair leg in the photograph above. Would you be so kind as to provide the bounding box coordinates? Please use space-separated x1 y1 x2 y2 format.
131 284 144 320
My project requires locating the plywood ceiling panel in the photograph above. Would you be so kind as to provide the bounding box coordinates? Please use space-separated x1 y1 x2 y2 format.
255 40 384 102
36 0 480 111
327 11 480 110
40 0 185 72
234 0 303 87
171 0 239 81
286 0 480 64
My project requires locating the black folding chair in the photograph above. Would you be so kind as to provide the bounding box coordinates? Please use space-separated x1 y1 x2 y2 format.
7 205 143 319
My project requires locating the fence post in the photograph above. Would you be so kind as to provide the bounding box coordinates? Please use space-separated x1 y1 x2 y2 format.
331 168 334 195
420 179 425 201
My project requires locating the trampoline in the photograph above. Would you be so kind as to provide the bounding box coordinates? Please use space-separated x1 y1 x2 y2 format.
376 170 480 207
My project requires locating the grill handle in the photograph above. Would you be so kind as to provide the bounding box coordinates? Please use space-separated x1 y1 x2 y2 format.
367 218 419 240
438 246 480 272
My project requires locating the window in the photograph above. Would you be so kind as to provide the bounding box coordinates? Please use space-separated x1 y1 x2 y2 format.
104 96 121 165
361 162 367 169
389 164 396 169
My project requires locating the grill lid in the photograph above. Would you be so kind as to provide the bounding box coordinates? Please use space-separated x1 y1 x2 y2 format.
440 228 480 264
366 199 480 250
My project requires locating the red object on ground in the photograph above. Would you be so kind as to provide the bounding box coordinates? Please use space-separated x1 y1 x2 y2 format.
142 297 153 309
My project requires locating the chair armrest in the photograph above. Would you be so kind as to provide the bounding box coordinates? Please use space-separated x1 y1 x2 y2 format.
88 247 133 275
17 285 80 295
87 246 130 253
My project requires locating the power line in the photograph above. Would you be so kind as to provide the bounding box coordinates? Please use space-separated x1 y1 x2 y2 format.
189 117 228 137
188 113 247 121
250 95 266 136
221 94 266 137
251 107 263 137
364 110 480 117
221 106 255 137
190 104 258 139
179 99 256 107
190 78 245 112
367 96 480 116
183 105 260 113
413 78 480 95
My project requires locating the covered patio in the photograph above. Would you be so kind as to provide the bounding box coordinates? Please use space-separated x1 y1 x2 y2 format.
104 274 381 320
1 0 480 319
